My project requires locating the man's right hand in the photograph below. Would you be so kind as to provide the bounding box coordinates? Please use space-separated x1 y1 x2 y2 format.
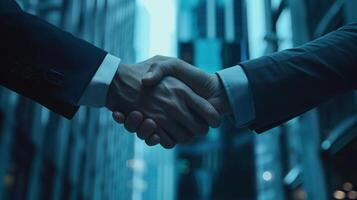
106 56 221 149
111 56 233 147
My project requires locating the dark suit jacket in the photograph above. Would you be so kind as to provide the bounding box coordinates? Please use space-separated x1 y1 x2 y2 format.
240 22 357 133
0 0 106 118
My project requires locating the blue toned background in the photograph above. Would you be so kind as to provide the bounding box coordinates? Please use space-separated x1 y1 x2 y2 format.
0 0 356 200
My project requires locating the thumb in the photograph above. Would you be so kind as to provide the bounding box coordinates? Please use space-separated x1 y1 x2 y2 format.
142 63 169 86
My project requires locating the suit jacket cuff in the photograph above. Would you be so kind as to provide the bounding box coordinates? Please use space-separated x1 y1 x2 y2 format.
78 54 121 107
216 65 256 128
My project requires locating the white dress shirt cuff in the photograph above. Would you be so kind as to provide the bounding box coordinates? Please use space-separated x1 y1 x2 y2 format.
78 54 121 107
216 65 255 128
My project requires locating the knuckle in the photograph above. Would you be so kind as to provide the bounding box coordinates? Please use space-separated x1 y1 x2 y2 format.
150 62 160 70
124 124 136 133
151 60 173 73
137 131 147 140
155 55 170 60
145 140 156 146
131 110 142 118
144 118 157 129
145 135 159 146
154 55 163 59
127 114 141 124
136 128 145 136
163 60 177 75
137 127 153 139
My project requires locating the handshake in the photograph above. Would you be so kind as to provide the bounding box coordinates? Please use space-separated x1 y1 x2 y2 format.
105 56 232 149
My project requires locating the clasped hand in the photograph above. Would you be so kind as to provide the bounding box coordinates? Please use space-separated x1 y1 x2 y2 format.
106 56 231 149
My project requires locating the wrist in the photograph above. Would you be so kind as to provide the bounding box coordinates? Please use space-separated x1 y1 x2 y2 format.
106 63 131 111
214 74 232 115
105 63 144 113
106 64 122 111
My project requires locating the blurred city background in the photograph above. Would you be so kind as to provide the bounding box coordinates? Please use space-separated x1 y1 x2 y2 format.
0 0 356 199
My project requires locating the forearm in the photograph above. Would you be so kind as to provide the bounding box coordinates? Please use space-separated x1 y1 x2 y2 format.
0 4 107 118
241 22 357 132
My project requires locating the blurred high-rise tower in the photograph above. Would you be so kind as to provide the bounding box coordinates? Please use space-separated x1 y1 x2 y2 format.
0 0 136 199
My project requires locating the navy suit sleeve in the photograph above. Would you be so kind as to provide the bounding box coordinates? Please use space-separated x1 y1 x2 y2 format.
0 0 107 118
240 22 357 133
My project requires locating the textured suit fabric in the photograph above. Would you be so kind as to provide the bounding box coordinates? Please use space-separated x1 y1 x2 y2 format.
0 0 107 118
240 23 357 133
